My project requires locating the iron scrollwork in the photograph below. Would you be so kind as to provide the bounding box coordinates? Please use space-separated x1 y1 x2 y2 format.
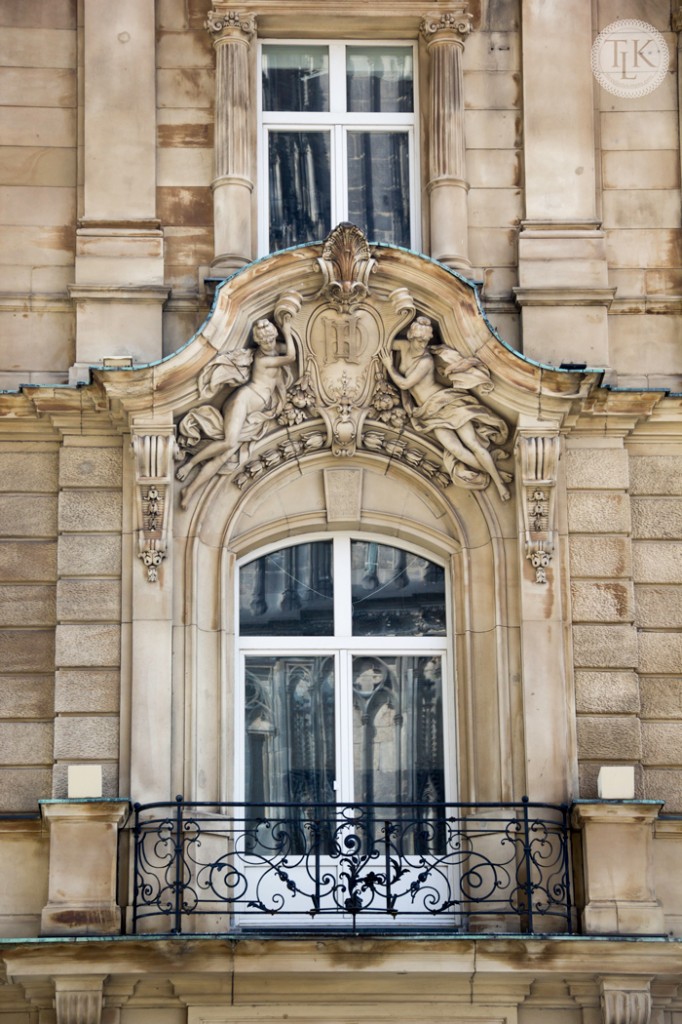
133 798 573 934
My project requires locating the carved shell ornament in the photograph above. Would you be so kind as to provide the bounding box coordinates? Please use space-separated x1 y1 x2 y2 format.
175 225 513 507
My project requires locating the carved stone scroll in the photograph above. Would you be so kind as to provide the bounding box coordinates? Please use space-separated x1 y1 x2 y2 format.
515 430 560 583
132 432 176 582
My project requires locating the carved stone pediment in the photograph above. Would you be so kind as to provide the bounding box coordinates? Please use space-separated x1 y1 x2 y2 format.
174 225 514 508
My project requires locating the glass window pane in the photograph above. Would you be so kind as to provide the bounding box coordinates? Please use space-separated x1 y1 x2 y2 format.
268 131 331 251
351 541 446 636
346 131 410 247
262 45 329 112
352 654 444 806
245 656 336 806
240 541 334 636
346 46 413 113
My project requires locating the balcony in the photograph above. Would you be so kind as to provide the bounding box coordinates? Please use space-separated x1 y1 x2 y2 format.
131 798 573 935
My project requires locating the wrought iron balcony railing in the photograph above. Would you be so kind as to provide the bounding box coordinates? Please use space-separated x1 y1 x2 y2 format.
132 798 573 935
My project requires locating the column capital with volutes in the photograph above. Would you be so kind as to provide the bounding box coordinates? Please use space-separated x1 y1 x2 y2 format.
205 7 257 45
420 6 473 46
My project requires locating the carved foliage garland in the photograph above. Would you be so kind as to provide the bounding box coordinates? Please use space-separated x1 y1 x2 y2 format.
515 432 560 584
174 226 513 507
132 432 176 582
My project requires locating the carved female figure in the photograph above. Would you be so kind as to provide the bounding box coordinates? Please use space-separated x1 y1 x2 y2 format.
381 316 511 501
177 318 297 509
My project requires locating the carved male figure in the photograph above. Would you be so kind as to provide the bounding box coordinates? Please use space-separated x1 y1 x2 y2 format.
177 318 296 509
381 316 511 501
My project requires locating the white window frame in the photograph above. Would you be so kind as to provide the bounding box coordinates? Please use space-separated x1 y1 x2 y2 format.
257 39 421 255
234 533 455 805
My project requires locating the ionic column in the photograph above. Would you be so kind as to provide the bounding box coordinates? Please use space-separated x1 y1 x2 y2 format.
420 8 473 270
206 8 257 275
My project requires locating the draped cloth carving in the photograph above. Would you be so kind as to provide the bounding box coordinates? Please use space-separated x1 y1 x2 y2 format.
174 225 513 507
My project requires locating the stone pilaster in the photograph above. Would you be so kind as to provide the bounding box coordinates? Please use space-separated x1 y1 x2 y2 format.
71 0 167 379
514 420 573 802
420 8 472 270
515 0 613 366
674 8 682 206
206 7 257 274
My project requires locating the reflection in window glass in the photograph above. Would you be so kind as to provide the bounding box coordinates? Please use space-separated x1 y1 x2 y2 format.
347 132 410 247
262 45 329 112
346 46 413 113
351 541 446 636
268 131 331 251
352 654 444 806
240 542 334 636
245 655 336 807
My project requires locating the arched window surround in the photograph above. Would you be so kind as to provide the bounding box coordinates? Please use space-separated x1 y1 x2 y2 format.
172 456 522 812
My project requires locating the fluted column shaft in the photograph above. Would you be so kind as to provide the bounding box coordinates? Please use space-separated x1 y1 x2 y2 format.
206 9 257 273
421 9 472 269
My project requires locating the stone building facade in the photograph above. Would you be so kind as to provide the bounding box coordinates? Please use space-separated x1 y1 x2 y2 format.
2 0 682 1022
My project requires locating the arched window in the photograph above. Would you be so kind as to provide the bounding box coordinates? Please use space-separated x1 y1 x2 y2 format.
235 536 454 810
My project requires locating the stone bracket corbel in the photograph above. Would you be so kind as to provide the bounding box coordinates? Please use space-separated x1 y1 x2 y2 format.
131 430 177 582
54 976 106 1024
600 977 652 1024
515 430 560 584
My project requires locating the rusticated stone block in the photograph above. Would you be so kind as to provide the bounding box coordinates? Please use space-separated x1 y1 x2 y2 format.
571 580 634 623
0 722 53 765
565 447 629 490
57 535 121 577
0 675 54 718
0 768 52 811
58 490 122 533
0 541 57 583
55 670 119 713
569 536 632 578
577 715 642 761
636 585 682 628
56 579 120 622
641 677 682 719
0 630 54 673
642 722 682 766
630 456 682 496
567 492 631 534
0 585 55 627
51 762 119 799
53 716 119 760
638 631 682 674
0 495 57 537
573 624 638 668
59 446 123 488
55 624 120 668
0 451 58 492
644 769 682 810
633 542 682 583
575 671 640 714
632 498 682 540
